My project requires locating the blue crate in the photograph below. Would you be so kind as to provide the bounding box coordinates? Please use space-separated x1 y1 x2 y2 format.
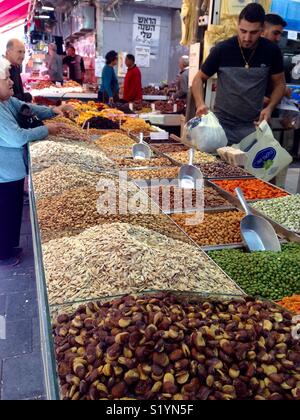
288 84 300 103
271 0 300 32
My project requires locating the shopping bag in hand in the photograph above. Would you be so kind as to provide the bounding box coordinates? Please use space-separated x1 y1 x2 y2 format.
184 111 228 153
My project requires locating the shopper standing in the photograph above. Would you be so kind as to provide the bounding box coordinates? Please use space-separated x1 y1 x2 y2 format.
46 43 63 84
192 3 286 145
5 39 32 103
123 54 142 103
263 14 287 44
0 57 73 267
174 55 189 100
63 46 85 85
99 51 119 104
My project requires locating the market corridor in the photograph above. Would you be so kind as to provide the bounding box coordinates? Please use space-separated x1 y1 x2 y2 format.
0 203 45 400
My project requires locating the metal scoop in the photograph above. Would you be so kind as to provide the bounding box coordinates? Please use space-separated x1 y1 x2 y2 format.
178 148 203 189
132 133 151 160
235 187 281 252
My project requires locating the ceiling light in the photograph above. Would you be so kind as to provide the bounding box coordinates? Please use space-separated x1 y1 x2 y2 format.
42 6 55 11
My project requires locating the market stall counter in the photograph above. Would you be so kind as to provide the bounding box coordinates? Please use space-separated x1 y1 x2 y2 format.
27 106 300 400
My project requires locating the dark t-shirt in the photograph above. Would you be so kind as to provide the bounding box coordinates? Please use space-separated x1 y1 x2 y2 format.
201 37 284 143
202 36 284 77
63 55 85 82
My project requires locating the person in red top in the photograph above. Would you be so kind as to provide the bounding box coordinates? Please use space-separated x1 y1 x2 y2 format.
123 54 142 102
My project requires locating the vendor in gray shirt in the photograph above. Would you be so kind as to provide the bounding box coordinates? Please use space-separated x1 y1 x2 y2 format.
192 3 286 145
46 43 63 84
174 56 189 100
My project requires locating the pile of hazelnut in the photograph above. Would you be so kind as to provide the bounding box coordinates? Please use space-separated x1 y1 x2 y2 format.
53 292 300 400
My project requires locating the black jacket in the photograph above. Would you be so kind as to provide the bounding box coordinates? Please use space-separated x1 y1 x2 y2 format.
9 65 32 103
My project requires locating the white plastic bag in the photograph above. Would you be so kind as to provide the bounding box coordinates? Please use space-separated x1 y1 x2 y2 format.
184 112 228 153
232 121 293 182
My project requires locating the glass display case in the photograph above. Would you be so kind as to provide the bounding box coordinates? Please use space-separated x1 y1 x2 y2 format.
28 139 246 400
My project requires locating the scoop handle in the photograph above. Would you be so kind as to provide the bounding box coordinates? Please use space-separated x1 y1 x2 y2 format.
139 133 144 144
235 187 252 216
188 148 194 166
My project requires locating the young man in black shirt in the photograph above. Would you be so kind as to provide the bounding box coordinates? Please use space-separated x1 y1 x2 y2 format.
63 46 85 85
192 3 286 144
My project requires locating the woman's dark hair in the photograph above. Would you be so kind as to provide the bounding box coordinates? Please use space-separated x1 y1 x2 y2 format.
265 13 287 28
106 50 118 65
239 3 265 25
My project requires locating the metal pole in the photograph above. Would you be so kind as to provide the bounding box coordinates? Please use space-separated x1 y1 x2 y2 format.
95 0 104 57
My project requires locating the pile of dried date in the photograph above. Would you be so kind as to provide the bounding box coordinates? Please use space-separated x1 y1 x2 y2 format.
53 292 300 400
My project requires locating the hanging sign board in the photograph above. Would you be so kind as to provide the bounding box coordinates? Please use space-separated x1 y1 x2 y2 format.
133 14 161 56
135 46 151 68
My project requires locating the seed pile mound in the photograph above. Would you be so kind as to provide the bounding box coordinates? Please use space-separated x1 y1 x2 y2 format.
53 292 300 401
252 195 300 232
172 211 244 246
208 243 300 300
43 223 241 305
32 165 101 199
30 141 115 173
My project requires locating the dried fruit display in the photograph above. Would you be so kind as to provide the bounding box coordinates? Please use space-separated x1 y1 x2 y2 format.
95 133 136 147
32 165 101 199
83 117 119 130
144 186 231 211
128 167 180 180
36 178 196 245
43 223 241 304
121 119 153 135
277 295 300 315
32 80 54 90
44 121 88 142
44 116 78 127
53 292 300 400
252 195 300 232
167 151 216 164
152 144 188 154
213 179 289 201
198 162 251 179
113 157 173 169
98 146 137 158
154 100 186 114
171 211 244 247
142 86 166 95
208 243 300 300
30 141 114 173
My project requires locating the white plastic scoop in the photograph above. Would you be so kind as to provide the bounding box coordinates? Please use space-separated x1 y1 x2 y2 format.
178 148 203 189
132 133 151 160
235 187 281 252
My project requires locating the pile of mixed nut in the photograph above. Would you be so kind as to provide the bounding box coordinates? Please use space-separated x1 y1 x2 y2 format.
53 292 300 400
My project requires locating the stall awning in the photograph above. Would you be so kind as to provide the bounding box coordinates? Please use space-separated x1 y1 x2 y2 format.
0 0 30 30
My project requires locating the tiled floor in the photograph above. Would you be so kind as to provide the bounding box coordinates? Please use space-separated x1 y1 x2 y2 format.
0 162 299 400
0 204 45 400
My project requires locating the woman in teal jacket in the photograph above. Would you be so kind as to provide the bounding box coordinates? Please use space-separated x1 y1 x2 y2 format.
0 57 71 266
98 50 119 104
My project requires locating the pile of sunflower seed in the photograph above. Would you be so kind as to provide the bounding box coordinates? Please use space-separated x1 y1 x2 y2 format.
43 222 242 305
30 141 115 173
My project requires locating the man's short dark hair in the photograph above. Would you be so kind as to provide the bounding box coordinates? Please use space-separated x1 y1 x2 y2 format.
126 54 135 63
67 46 75 53
105 50 118 65
265 13 287 28
239 3 265 25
